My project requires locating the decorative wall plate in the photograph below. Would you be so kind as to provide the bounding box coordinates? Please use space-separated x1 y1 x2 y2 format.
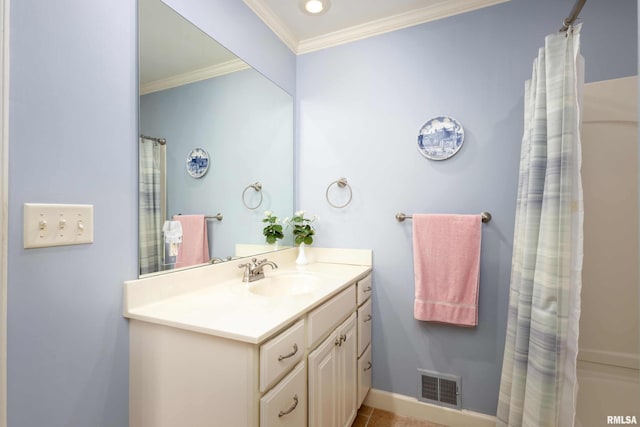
417 116 464 160
186 148 210 178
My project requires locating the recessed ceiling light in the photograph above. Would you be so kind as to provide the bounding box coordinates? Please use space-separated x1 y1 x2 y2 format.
302 0 330 15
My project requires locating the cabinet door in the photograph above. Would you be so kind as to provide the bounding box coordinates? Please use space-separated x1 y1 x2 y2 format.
337 313 358 427
308 331 338 427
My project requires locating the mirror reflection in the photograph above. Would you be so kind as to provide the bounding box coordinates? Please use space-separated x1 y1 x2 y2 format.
138 0 294 276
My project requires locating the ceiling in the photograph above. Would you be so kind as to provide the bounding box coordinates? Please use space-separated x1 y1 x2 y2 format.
243 0 510 54
139 0 509 92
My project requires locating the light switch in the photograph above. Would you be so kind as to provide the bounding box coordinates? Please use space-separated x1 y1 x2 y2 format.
24 203 94 248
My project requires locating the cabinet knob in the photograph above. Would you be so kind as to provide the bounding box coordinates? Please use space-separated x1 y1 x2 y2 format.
364 361 372 372
364 314 372 322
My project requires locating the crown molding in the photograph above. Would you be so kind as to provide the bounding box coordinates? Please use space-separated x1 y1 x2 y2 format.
244 0 509 55
140 58 250 95
297 0 509 54
242 0 299 53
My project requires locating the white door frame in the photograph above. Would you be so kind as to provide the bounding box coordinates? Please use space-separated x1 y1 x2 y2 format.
0 0 9 425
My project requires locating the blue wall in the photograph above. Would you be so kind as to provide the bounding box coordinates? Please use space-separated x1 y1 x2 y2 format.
296 0 637 415
140 69 294 259
7 1 137 425
7 0 294 425
6 0 637 424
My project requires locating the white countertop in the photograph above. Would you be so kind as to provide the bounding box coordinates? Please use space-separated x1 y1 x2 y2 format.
124 248 372 344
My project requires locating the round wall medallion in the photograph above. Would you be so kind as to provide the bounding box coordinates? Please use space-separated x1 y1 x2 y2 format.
186 148 210 178
417 116 464 160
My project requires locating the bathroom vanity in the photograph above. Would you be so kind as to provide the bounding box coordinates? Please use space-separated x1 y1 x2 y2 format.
124 247 372 427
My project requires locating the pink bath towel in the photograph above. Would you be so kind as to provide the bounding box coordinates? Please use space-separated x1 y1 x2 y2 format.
173 215 210 268
413 214 482 327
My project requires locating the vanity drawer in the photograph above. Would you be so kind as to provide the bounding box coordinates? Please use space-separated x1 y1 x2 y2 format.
357 298 372 357
307 284 356 349
357 344 372 408
356 274 372 306
260 319 305 393
260 361 307 427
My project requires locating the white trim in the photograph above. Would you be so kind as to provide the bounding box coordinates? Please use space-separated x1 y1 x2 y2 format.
298 0 509 54
0 0 8 425
244 0 510 55
363 388 496 427
139 58 251 95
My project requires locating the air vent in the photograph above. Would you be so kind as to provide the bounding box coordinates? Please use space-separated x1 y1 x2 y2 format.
417 369 461 410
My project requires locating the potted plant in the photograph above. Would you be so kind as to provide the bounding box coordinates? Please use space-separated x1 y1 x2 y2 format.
262 211 284 247
285 210 317 264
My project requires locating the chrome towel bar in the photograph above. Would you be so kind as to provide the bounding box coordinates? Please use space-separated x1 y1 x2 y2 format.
395 212 492 223
174 213 223 221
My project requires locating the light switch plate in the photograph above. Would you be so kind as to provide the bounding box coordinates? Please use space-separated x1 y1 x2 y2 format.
24 203 94 248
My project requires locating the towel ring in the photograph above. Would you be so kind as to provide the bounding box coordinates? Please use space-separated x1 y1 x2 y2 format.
326 177 352 209
242 182 263 210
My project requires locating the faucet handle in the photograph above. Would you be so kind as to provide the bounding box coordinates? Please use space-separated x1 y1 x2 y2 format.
238 261 254 282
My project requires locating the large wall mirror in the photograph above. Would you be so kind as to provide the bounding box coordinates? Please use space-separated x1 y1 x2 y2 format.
138 0 294 277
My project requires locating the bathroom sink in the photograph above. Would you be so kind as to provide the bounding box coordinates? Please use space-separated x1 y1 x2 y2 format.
249 273 321 297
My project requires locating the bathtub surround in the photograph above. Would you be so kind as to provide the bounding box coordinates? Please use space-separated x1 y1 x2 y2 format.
575 76 639 424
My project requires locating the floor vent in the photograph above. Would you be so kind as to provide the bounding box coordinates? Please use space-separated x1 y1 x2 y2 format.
417 369 461 410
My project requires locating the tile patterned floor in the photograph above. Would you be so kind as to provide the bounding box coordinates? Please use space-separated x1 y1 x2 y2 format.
351 405 448 427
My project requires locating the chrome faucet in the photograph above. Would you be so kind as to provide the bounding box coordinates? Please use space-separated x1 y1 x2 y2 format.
238 258 278 282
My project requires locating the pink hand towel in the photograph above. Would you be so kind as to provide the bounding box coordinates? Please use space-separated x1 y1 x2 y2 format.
173 215 210 268
413 214 482 327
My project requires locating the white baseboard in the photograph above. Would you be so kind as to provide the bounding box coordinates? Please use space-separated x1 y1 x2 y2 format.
363 388 496 427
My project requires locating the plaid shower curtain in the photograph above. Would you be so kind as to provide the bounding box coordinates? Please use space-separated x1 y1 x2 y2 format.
138 137 164 275
497 24 584 427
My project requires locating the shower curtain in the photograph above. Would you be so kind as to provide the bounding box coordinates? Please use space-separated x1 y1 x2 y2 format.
139 137 166 275
497 24 584 427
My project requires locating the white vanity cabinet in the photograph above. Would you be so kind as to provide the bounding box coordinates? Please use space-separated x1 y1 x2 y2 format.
125 251 373 427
